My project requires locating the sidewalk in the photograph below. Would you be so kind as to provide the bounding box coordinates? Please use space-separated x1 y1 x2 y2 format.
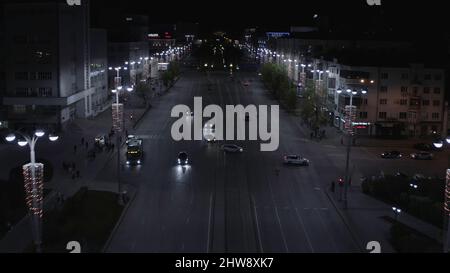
289 111 444 252
0 94 150 253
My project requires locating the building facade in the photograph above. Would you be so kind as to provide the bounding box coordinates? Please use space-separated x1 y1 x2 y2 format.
2 1 97 130
260 44 446 138
89 28 109 117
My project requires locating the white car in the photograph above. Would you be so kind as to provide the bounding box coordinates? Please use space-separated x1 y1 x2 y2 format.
283 155 310 166
221 144 244 153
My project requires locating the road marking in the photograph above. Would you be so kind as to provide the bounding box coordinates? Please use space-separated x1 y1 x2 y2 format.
324 145 337 149
294 207 315 253
251 195 264 253
207 193 213 253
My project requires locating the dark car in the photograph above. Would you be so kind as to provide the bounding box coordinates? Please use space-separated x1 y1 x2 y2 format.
381 151 402 159
177 152 189 165
413 143 433 151
410 151 433 160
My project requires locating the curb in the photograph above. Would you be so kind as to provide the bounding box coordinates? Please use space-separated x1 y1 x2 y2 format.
101 187 137 253
132 76 182 130
323 189 365 253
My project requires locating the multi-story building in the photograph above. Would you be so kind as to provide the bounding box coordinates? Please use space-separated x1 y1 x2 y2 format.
89 28 109 117
2 0 96 130
328 61 446 138
263 46 446 138
101 14 150 88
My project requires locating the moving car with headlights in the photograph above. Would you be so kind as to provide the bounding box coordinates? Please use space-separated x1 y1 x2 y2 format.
410 151 433 160
177 152 189 165
381 151 402 159
203 123 216 143
95 135 106 147
126 138 143 165
221 144 244 153
283 155 310 166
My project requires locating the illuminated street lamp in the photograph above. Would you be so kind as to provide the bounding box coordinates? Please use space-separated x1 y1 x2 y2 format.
445 170 450 252
4 129 59 252
433 140 444 149
336 87 367 209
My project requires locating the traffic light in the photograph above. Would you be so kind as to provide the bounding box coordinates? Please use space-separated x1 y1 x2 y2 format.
338 178 344 186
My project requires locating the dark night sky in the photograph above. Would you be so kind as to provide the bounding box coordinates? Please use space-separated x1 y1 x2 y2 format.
90 0 450 39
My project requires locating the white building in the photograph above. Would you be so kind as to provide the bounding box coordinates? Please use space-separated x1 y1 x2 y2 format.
263 45 446 138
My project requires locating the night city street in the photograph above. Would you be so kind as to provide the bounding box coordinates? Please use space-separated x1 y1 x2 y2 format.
1 0 450 267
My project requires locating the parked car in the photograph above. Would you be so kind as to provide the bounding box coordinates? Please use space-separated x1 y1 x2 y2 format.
413 143 433 151
221 144 244 153
381 151 402 159
410 151 434 160
283 155 310 166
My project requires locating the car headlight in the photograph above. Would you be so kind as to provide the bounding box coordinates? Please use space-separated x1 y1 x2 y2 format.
178 159 181 164
137 160 141 164
126 161 130 165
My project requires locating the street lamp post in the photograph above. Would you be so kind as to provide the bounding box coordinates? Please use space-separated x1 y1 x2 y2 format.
5 130 59 252
337 88 367 209
111 86 133 205
444 169 450 252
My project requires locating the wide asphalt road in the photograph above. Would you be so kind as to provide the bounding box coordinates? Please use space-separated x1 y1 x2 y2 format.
103 68 362 253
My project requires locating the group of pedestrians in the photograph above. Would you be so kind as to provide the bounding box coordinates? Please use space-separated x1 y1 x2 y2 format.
62 161 80 180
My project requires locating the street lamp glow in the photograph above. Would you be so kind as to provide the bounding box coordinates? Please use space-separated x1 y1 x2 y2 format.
352 91 358 95
34 130 45 138
433 141 444 149
346 89 352 93
49 134 59 142
5 134 16 142
361 90 368 94
127 87 133 92
336 89 342 94
18 140 28 147
446 137 450 144
111 89 118 94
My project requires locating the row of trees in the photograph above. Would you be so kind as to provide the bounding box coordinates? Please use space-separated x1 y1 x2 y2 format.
260 63 329 131
260 63 297 110
162 61 181 88
299 81 329 132
134 61 181 106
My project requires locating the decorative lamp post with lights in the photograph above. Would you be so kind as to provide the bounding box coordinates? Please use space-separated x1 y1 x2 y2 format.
111 86 134 205
5 129 59 252
445 169 450 252
336 87 367 209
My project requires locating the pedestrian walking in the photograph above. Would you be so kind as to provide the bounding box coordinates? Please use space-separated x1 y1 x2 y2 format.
310 132 314 140
330 181 336 193
85 142 89 150
81 137 85 145
76 170 80 179
73 145 77 154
